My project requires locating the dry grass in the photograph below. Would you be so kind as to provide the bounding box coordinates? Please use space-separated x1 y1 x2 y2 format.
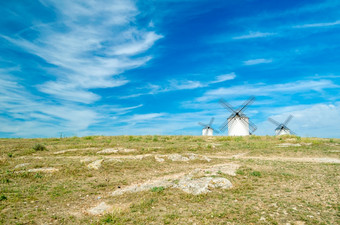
0 135 339 224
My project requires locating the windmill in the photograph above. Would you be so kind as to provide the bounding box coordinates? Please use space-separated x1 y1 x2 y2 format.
268 115 296 136
219 96 257 136
198 117 219 136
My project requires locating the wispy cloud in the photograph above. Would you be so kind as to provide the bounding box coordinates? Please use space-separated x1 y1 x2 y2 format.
197 79 339 102
2 0 162 103
121 72 237 99
243 58 273 66
169 80 205 90
209 72 236 84
0 0 161 136
293 20 340 28
233 31 276 40
256 102 340 138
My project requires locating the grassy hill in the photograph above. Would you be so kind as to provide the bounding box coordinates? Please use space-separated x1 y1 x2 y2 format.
0 135 339 224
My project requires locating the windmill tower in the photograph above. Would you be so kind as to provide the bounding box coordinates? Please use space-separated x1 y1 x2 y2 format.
199 117 219 136
268 115 296 136
219 96 257 136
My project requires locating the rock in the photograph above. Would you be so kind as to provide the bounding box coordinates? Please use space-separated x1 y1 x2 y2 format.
88 202 112 215
27 167 59 173
112 179 173 196
15 163 30 169
294 221 305 225
97 148 119 154
80 157 95 163
155 155 165 163
201 163 240 176
167 153 211 162
277 143 301 147
97 148 136 154
111 163 236 196
167 154 190 161
87 160 103 170
200 155 212 162
174 176 232 195
260 216 266 221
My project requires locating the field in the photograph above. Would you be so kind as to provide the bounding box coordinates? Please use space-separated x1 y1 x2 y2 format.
0 135 339 224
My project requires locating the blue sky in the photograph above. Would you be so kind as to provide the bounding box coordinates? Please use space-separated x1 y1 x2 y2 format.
1 0 340 138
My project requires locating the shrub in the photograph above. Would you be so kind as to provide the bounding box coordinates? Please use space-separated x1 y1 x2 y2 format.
33 143 47 151
151 186 165 193
0 195 7 201
250 171 262 177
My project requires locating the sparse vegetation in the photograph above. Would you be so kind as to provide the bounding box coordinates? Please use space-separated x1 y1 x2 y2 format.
0 135 339 224
151 186 165 193
32 143 47 151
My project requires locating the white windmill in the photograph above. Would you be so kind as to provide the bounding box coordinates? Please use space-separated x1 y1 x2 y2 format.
198 117 219 136
219 96 257 136
268 115 296 136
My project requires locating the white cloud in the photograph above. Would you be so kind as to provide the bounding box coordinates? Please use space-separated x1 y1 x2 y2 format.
293 20 340 28
121 72 237 99
210 72 236 84
233 31 276 40
243 58 273 65
169 80 205 90
197 79 338 102
256 102 340 138
3 0 162 103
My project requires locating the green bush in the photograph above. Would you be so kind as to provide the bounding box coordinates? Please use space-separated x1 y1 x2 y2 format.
151 186 165 193
33 143 47 151
250 171 262 177
0 195 7 201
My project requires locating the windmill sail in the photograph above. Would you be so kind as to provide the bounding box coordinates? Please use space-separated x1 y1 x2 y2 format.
219 96 256 136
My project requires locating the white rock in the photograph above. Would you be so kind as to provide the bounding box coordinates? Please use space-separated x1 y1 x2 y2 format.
15 163 30 169
201 164 240 176
88 202 111 215
97 148 119 154
97 148 136 154
112 179 173 196
155 155 165 163
174 176 232 195
27 167 59 173
87 160 103 170
277 143 301 147
167 154 190 161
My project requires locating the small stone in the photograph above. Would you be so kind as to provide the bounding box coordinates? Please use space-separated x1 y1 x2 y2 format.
27 168 59 173
88 202 112 215
15 163 30 169
87 160 103 170
155 155 165 163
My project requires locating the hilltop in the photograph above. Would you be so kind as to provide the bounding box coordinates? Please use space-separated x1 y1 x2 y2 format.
0 135 339 224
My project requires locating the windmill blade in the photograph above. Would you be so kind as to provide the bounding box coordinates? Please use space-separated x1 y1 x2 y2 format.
283 115 293 126
209 117 215 127
239 117 257 133
198 122 208 128
268 117 281 126
290 129 297 136
210 127 220 133
238 117 250 131
237 96 255 113
219 118 229 132
283 125 297 136
219 98 236 114
248 119 257 133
